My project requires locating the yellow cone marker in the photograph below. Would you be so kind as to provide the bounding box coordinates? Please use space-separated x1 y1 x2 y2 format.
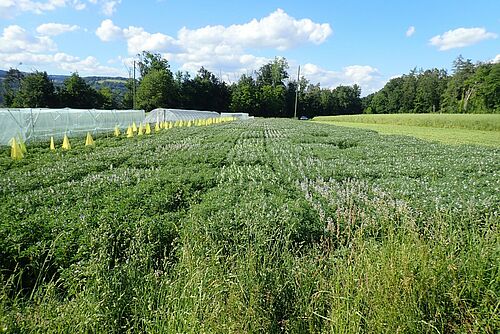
50 137 55 150
126 126 134 138
62 134 71 150
132 122 137 132
138 123 144 136
155 122 161 132
145 123 151 135
85 132 95 146
10 138 23 160
17 137 27 154
114 126 121 137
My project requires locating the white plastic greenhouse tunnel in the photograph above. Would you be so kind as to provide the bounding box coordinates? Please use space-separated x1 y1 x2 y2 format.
144 108 220 123
0 108 145 145
221 112 251 120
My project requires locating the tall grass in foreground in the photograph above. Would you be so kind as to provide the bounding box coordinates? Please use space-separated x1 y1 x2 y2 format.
0 119 498 333
313 113 500 131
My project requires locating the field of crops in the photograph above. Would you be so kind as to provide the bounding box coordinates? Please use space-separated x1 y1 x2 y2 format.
0 119 499 333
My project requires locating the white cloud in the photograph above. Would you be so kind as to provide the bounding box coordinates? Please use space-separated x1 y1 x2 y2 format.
97 9 332 54
0 0 122 18
406 26 415 37
0 23 122 76
74 1 85 10
86 0 121 16
123 26 177 54
430 27 497 51
96 19 123 41
301 63 384 95
492 54 500 63
177 8 332 51
0 51 124 76
343 65 379 83
36 23 79 36
0 25 57 53
58 55 123 75
100 0 120 16
0 0 85 18
95 9 332 80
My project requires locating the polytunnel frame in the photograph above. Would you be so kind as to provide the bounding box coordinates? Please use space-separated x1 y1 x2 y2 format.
144 108 221 123
0 108 145 146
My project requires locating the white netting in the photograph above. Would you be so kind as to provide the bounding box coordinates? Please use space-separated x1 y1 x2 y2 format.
221 112 250 120
0 108 145 145
144 108 220 123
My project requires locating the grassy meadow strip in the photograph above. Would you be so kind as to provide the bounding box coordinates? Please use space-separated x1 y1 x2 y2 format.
313 113 500 131
313 121 500 146
0 119 499 333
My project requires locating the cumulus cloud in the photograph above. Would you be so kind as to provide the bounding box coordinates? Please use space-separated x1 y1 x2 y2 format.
0 0 85 18
301 63 384 95
95 9 332 79
36 23 79 36
177 8 332 51
430 27 497 51
406 26 415 37
101 0 120 16
0 51 124 76
0 25 57 53
492 54 500 64
89 0 121 16
97 9 332 53
96 19 123 41
0 0 122 18
0 23 122 76
123 26 177 54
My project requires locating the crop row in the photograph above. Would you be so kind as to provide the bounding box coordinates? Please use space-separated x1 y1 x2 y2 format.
0 119 498 333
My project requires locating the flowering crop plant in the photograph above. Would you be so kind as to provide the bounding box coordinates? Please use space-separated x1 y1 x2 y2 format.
0 119 498 333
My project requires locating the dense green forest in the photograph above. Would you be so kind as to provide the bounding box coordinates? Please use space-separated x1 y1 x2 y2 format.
1 53 498 115
364 56 499 114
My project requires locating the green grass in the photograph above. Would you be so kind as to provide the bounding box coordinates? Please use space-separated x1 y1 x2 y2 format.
313 114 500 146
0 119 499 333
97 79 128 84
314 121 500 146
313 113 500 131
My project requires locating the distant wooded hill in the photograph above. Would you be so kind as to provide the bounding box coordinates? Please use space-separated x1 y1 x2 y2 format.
0 69 128 105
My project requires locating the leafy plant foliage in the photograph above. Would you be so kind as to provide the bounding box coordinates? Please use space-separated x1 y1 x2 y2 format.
0 119 498 332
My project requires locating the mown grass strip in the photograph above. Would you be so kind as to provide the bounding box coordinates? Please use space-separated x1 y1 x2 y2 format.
313 113 500 131
313 121 500 147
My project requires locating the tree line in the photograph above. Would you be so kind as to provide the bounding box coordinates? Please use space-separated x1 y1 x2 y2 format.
1 52 498 115
1 70 120 110
0 52 363 117
363 56 499 114
125 52 364 117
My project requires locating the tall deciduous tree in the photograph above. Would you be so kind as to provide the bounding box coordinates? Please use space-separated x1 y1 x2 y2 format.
12 71 56 108
185 67 230 112
137 51 171 78
135 52 179 111
230 74 259 114
442 55 475 113
256 57 289 116
59 73 99 108
1 68 24 107
136 69 178 111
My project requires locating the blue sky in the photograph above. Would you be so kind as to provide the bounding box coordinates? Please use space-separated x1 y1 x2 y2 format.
0 0 498 95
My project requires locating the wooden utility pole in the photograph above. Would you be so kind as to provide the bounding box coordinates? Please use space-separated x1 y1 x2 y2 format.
133 60 136 109
294 65 300 119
